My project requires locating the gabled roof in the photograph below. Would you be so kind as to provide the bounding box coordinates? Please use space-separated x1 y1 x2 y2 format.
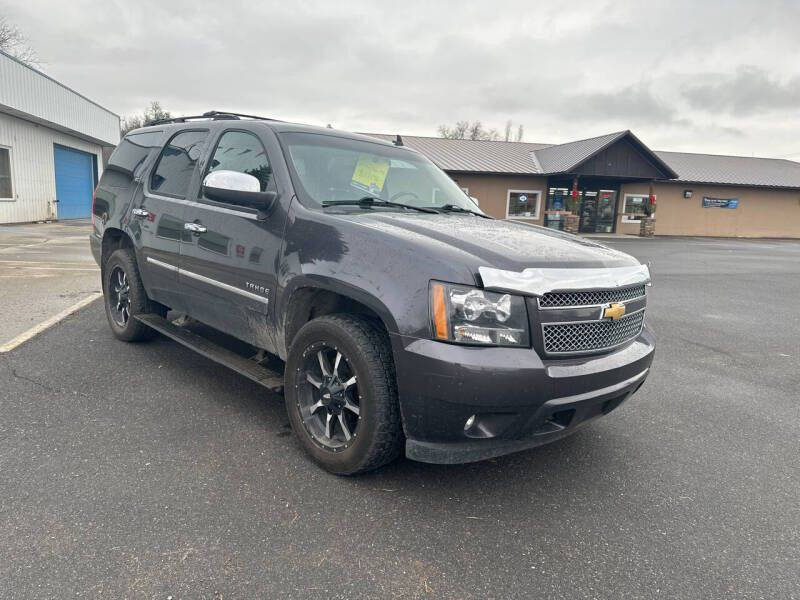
532 130 678 179
365 130 677 179
532 131 626 173
654 150 800 189
363 131 800 190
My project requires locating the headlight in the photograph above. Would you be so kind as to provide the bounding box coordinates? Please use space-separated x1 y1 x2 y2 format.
430 281 529 347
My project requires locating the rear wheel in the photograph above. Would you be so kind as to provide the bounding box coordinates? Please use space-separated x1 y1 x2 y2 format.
103 248 164 342
285 315 404 475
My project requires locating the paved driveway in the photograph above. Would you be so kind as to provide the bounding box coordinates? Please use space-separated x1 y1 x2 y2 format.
0 237 798 599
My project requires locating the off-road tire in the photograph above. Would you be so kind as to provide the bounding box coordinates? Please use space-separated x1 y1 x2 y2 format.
103 248 165 342
285 314 404 475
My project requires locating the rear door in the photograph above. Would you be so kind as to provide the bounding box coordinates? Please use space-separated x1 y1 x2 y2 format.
137 128 209 310
178 126 284 351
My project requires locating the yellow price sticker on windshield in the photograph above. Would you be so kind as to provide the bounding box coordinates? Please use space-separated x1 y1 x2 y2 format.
351 155 390 193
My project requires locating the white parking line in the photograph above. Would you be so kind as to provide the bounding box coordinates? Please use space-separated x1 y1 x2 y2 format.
0 266 100 271
0 260 97 265
0 292 103 353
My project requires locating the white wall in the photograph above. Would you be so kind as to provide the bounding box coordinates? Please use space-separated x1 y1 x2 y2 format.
0 111 104 223
0 50 119 146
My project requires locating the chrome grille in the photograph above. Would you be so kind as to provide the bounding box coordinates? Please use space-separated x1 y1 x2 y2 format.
539 285 646 308
543 310 645 354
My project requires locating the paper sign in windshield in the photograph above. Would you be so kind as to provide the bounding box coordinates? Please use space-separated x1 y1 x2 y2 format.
351 155 390 193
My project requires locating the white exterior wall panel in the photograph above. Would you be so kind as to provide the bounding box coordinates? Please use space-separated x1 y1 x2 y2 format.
0 111 104 223
0 51 119 146
0 50 118 223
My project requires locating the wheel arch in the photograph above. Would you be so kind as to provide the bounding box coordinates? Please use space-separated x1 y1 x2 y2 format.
281 279 398 359
100 227 136 272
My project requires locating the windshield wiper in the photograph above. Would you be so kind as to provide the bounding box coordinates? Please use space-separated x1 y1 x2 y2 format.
434 204 492 218
322 197 438 214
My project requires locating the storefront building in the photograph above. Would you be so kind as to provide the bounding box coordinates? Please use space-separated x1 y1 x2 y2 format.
367 132 800 238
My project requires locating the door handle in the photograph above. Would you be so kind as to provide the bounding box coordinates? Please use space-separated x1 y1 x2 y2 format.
131 208 150 218
184 222 207 234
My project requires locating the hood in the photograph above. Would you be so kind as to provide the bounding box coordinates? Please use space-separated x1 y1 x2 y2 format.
341 212 640 271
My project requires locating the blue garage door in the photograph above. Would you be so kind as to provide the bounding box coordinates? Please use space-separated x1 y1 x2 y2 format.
54 145 95 219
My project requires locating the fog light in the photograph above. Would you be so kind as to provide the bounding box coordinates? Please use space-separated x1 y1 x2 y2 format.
464 415 476 431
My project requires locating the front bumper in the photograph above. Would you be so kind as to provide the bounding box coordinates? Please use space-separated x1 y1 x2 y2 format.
390 326 655 464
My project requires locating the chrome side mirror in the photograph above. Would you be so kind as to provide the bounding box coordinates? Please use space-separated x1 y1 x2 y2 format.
203 170 261 193
202 170 277 212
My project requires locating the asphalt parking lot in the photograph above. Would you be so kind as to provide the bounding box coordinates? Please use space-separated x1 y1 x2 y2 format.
1 231 798 599
0 220 100 345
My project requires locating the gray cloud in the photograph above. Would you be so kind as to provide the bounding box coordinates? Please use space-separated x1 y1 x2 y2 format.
1 0 799 158
560 83 677 125
681 66 800 116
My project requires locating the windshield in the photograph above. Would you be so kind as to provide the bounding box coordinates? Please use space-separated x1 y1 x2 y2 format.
280 132 483 213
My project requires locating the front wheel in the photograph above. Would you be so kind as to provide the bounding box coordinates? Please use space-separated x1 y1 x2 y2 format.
285 315 404 475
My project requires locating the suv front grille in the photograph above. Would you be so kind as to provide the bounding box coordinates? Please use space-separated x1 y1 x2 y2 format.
538 285 646 308
542 310 645 354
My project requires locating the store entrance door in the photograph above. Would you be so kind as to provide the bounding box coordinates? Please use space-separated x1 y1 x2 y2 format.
579 188 617 233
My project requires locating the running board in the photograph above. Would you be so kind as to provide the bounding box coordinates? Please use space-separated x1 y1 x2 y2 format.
134 313 284 393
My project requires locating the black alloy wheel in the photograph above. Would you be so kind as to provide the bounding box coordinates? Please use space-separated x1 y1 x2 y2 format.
102 248 165 342
297 342 361 451
108 266 131 326
284 315 404 475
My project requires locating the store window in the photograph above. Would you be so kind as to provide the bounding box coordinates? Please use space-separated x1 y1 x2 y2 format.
622 194 652 223
507 190 541 219
0 147 13 200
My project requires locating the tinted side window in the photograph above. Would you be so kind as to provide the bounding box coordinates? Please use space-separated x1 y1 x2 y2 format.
150 130 208 198
207 131 272 192
103 130 164 188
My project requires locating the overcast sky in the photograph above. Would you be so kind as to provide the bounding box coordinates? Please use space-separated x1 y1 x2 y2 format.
3 0 800 159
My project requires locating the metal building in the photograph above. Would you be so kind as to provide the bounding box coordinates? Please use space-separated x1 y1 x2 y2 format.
0 49 119 224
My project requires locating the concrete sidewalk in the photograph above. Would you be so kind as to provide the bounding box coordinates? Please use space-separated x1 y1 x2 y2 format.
0 220 100 346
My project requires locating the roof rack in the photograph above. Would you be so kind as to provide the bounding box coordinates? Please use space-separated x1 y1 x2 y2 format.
149 110 279 126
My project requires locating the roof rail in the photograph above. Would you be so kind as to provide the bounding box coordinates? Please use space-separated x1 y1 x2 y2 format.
149 110 279 126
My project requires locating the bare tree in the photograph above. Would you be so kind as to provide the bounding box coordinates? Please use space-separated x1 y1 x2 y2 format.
0 16 39 67
438 120 500 141
440 120 526 142
438 120 470 139
120 101 172 135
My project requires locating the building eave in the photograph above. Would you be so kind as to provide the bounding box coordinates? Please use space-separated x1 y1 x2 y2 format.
0 103 115 147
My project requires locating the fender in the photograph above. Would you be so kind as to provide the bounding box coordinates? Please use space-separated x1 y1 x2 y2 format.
277 273 400 359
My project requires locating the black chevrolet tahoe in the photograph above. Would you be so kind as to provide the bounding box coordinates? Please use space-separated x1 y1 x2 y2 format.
90 111 654 474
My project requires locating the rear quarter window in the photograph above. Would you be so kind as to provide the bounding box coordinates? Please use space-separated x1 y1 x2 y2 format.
101 130 164 189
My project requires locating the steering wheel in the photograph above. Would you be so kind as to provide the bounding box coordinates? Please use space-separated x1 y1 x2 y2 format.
390 191 420 203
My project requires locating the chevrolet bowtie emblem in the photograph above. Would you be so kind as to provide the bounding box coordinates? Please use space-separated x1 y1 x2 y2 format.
603 303 626 320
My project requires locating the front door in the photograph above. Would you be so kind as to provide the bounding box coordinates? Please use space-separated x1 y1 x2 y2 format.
178 128 285 354
579 190 598 233
578 188 618 233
